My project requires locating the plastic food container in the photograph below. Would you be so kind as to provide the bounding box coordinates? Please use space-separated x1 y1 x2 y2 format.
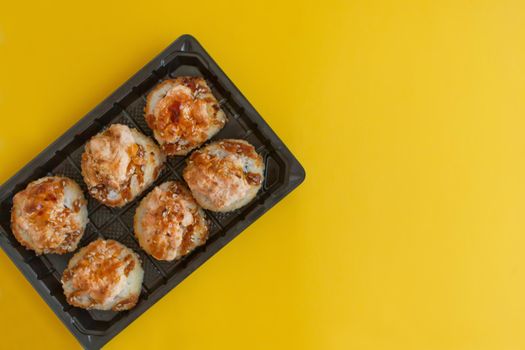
0 35 305 349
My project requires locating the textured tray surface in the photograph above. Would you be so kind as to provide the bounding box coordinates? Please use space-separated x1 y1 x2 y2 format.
0 35 304 350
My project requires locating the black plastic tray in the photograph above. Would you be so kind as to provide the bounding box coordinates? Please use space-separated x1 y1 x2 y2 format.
0 35 305 349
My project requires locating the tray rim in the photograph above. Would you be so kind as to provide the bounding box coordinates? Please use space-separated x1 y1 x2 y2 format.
0 34 305 349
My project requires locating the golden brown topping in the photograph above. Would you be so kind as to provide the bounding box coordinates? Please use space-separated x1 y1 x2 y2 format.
63 239 136 306
24 180 60 221
82 125 136 204
11 177 87 254
182 140 265 212
145 77 226 155
135 182 208 261
246 172 263 186
82 125 135 187
219 140 259 159
187 145 249 186
113 294 139 311
72 199 84 213
62 269 73 283
123 253 136 277
179 223 197 256
160 142 182 155
81 124 163 207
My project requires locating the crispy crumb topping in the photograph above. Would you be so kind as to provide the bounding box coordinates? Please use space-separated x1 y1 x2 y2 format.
183 140 264 210
135 182 208 261
11 177 86 254
145 77 226 155
62 239 138 309
81 124 150 206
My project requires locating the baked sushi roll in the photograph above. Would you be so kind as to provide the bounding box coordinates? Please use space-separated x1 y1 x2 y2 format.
145 77 227 156
134 181 208 261
61 239 144 311
11 176 88 255
182 139 264 212
81 124 165 207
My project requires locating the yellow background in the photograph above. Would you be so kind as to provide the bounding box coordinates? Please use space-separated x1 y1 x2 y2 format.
1 1 525 349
